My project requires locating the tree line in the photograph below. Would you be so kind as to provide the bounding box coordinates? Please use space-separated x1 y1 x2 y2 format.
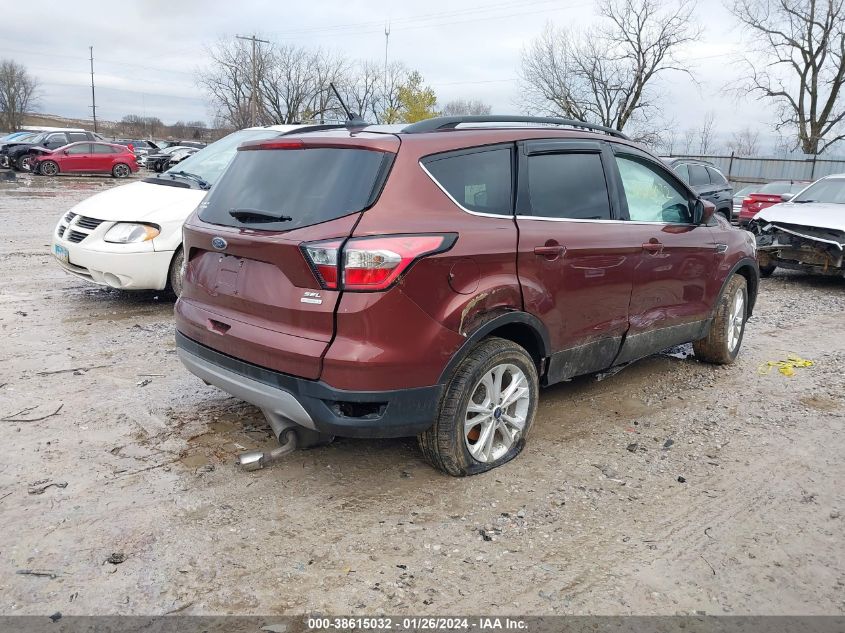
196 39 491 130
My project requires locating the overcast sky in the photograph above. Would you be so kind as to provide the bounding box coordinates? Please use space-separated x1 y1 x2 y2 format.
2 0 780 148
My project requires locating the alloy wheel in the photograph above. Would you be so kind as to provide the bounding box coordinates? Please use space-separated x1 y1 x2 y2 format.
728 289 745 352
464 363 530 463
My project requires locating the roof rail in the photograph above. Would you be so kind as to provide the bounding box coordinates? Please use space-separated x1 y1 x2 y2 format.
400 115 629 139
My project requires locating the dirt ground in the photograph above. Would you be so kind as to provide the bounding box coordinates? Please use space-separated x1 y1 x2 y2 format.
0 172 843 616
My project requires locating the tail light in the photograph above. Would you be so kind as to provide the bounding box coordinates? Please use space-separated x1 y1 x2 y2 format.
301 234 456 292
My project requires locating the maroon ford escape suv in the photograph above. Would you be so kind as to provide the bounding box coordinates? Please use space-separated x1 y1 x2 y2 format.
175 115 759 476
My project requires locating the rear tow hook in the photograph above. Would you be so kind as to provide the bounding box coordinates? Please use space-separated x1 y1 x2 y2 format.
237 428 298 471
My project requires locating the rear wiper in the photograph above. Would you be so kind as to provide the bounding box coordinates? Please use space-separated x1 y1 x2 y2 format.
228 208 293 222
793 199 817 203
167 170 211 190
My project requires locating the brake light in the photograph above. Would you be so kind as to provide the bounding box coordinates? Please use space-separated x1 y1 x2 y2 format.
301 234 456 292
239 140 305 151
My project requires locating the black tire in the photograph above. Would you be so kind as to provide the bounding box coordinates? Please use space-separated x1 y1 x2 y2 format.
112 163 131 178
693 274 748 365
418 337 539 477
759 264 776 278
40 160 59 177
720 209 731 222
167 247 184 297
15 153 33 171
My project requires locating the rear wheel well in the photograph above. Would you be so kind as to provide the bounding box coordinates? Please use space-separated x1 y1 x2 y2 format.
733 264 758 316
484 322 545 370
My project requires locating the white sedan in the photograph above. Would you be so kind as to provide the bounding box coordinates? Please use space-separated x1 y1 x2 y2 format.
51 125 303 295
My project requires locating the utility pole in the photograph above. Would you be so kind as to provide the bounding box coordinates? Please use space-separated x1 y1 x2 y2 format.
383 22 391 88
89 46 97 133
236 34 270 127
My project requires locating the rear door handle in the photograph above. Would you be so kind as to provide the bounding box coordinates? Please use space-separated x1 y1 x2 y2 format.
534 244 566 260
642 241 664 254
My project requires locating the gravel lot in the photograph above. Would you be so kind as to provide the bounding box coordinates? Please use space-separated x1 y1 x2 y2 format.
1 172 843 615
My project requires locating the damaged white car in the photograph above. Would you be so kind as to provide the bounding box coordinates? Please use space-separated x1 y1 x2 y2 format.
749 174 845 278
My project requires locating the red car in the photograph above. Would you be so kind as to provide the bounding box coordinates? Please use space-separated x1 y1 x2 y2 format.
738 180 810 226
174 116 759 476
32 142 139 178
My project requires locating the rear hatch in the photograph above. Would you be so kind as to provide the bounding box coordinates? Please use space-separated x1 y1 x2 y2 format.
177 134 398 379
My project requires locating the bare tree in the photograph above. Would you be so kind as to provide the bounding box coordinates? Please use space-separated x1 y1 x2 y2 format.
682 128 697 154
120 114 146 137
441 99 493 116
698 111 716 154
727 126 761 155
339 60 382 120
0 59 38 132
260 44 318 123
730 0 845 154
197 39 267 129
519 0 699 132
378 61 409 123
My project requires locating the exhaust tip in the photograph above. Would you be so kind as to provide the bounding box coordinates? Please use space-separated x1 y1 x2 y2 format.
236 451 266 471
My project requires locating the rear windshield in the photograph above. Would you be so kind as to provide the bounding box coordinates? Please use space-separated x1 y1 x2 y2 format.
198 147 391 231
758 181 799 194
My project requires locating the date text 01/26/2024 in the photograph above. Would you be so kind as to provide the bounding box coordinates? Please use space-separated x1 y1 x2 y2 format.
306 617 528 631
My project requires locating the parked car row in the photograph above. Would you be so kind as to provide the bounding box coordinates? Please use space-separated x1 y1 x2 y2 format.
1 128 103 170
50 115 760 476
1 129 208 177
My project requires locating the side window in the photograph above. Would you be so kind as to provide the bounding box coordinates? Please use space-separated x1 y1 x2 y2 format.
424 147 512 215
673 163 690 184
525 153 611 220
706 167 727 185
615 155 692 224
44 134 67 148
68 132 88 143
66 144 92 155
93 144 116 154
688 164 710 186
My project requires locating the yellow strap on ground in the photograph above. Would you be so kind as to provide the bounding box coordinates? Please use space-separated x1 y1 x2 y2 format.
758 354 814 377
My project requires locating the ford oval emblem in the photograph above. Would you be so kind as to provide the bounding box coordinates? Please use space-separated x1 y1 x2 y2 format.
211 237 227 250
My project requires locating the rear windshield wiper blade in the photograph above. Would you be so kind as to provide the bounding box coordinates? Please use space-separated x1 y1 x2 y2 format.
167 170 211 190
228 208 293 222
793 199 817 203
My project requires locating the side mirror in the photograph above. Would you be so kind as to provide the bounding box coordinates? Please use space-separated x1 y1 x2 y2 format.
692 199 716 224
780 193 794 202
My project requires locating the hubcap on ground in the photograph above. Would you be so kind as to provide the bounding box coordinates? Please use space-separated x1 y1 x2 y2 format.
728 289 745 352
464 363 530 463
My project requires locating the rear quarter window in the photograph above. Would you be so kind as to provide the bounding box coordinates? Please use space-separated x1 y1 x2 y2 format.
422 146 513 215
688 164 710 186
706 167 727 185
198 147 392 232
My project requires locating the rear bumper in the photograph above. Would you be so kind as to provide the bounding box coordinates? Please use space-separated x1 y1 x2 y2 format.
176 331 441 438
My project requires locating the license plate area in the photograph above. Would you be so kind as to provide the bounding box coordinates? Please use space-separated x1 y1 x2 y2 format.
212 254 243 296
53 244 69 264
